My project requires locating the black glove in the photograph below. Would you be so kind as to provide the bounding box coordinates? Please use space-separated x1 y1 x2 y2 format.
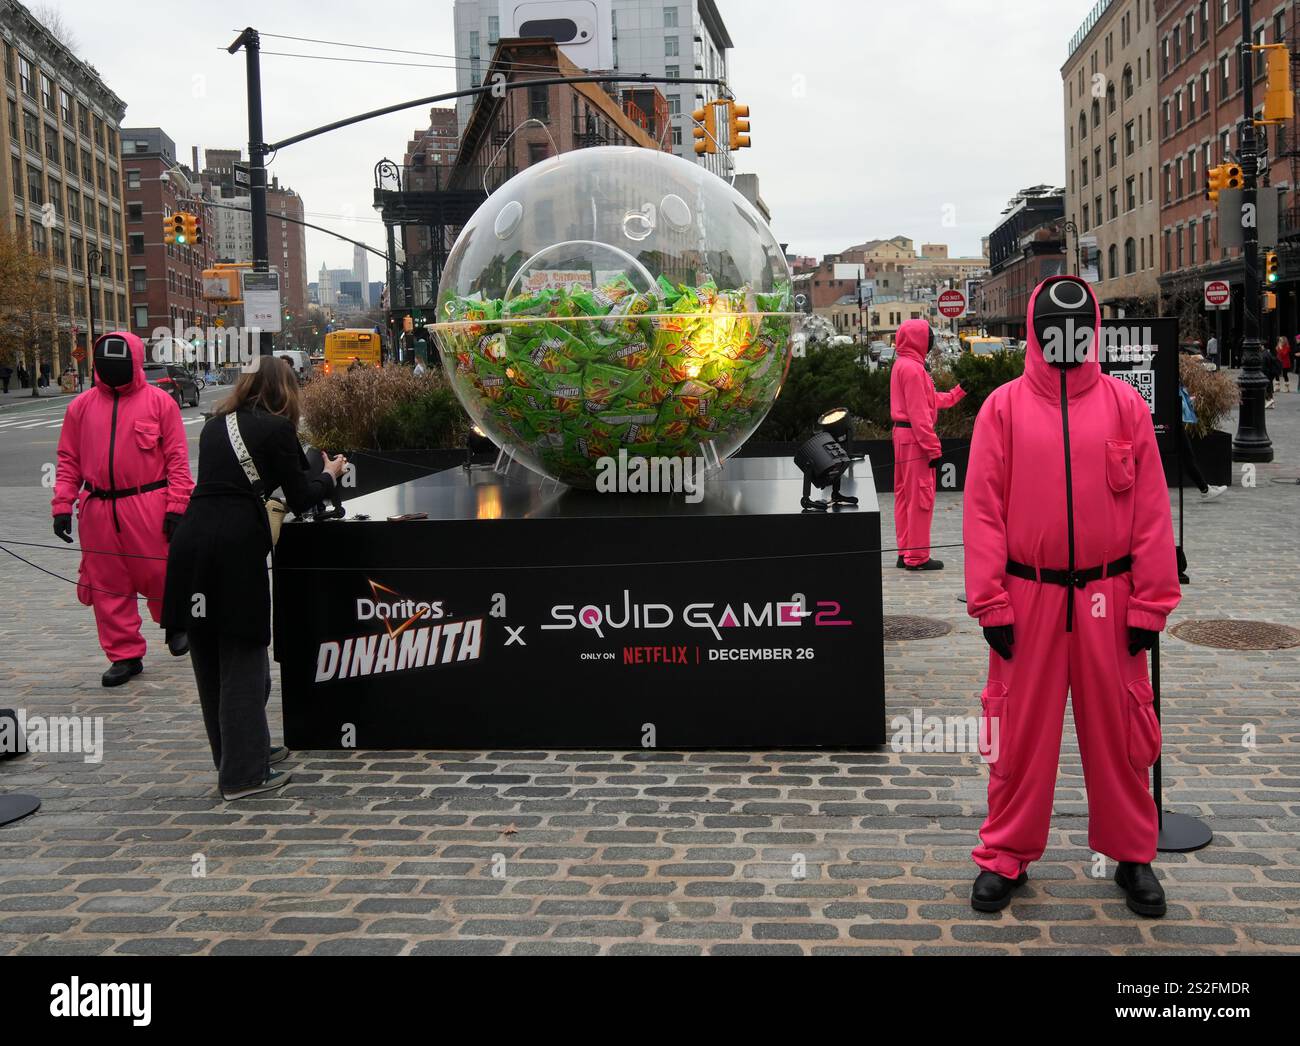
1128 627 1158 656
52 514 73 543
163 512 183 541
983 625 1015 661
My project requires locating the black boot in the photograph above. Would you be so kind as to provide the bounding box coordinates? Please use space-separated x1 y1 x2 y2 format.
970 869 1027 912
101 659 143 687
896 556 906 569
907 558 945 571
166 630 190 657
1115 861 1166 917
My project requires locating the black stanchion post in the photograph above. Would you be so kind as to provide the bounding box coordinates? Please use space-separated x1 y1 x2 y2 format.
1152 637 1213 852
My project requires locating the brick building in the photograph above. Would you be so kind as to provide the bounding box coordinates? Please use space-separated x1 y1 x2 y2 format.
1063 0 1163 314
1 0 129 377
120 127 213 341
1155 0 1296 348
976 187 1068 338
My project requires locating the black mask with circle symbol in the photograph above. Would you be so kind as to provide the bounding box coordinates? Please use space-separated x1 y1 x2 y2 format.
1032 276 1097 369
93 334 133 389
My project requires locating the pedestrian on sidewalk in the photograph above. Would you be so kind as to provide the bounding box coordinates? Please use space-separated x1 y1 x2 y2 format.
163 356 345 801
1278 337 1293 393
1179 385 1226 501
1265 342 1282 407
17 364 29 389
39 361 50 388
1206 334 1219 368
0 363 11 394
51 332 194 687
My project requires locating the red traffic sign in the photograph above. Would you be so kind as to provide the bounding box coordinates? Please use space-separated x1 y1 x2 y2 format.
71 347 86 362
1204 280 1231 308
938 289 967 318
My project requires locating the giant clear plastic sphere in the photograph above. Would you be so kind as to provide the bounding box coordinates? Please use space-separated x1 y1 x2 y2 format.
433 146 797 490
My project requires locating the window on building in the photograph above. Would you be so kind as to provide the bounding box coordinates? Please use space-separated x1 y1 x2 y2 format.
126 170 140 189
1176 156 1184 197
131 267 146 294
671 126 682 147
127 201 142 221
1091 99 1100 128
69 235 82 270
134 305 149 329
1176 226 1184 268
23 112 38 152
665 36 679 57
528 84 549 121
1127 175 1136 211
667 94 680 116
665 65 679 79
1079 112 1087 141
1164 229 1172 269
1162 100 1170 137
30 218 45 254
1189 218 1198 265
47 175 60 215
1093 146 1101 178
1221 54 1230 97
1109 187 1118 220
664 6 678 27
3 43 12 86
26 165 42 206
1082 203 1090 231
487 15 500 43
41 74 52 111
128 233 144 255
1108 244 1118 280
1108 134 1117 168
1125 237 1136 274
1123 65 1134 99
1125 120 1135 156
19 56 33 97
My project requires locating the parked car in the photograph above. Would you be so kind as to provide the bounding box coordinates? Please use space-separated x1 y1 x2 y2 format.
869 341 889 362
143 362 200 408
877 346 896 365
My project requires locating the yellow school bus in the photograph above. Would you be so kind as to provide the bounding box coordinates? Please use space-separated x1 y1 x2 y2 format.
322 329 383 375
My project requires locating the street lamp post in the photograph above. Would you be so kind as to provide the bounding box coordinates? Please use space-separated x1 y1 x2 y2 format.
1063 219 1082 277
1232 0 1273 462
86 246 104 380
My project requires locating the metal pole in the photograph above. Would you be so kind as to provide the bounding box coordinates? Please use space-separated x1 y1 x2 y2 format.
1234 0 1274 460
230 29 273 359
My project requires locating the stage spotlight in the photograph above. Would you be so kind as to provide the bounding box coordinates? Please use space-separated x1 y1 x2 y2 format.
817 406 853 446
794 431 858 512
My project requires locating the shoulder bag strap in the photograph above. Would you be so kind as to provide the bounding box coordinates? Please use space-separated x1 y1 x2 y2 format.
226 412 266 499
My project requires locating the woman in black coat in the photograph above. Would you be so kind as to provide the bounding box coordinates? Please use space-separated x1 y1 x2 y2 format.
163 356 346 800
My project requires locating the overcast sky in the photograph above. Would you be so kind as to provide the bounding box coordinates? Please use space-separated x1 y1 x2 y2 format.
46 0 1092 274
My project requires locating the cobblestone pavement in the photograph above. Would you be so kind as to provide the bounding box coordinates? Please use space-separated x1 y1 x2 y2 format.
1 387 1298 956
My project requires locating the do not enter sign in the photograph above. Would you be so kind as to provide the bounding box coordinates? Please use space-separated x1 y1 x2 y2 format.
938 289 966 318
1204 280 1231 308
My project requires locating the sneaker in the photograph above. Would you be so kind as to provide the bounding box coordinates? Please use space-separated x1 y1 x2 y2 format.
1267 399 1276 409
222 770 291 802
269 745 289 765
101 658 143 687
1201 484 1227 501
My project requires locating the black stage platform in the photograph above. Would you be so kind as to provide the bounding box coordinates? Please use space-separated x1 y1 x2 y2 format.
274 457 885 749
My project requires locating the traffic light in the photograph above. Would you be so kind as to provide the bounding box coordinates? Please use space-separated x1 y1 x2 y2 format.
191 213 204 246
692 103 717 156
1260 43 1294 124
163 213 176 244
725 99 751 150
181 213 198 245
1207 164 1226 203
1224 164 1243 190
1266 250 1280 284
1265 291 1278 312
170 212 187 245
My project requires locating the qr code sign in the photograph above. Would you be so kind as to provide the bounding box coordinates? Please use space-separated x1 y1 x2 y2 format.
1114 368 1155 414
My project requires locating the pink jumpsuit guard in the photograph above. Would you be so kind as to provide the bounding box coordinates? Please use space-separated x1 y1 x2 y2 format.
52 332 193 668
890 319 966 567
963 279 1180 884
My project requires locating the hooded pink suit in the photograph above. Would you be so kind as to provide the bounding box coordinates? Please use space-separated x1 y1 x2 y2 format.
890 319 966 566
963 284 1180 879
52 333 194 661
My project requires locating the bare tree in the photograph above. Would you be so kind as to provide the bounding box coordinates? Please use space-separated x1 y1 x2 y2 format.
31 4 78 55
